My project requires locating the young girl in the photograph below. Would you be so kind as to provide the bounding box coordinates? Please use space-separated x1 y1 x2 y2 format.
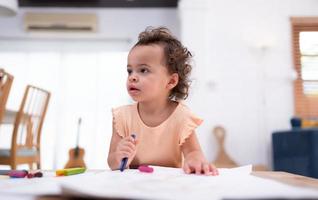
108 27 218 175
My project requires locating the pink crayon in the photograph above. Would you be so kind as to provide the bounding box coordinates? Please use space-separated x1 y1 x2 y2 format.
8 170 28 178
138 165 154 173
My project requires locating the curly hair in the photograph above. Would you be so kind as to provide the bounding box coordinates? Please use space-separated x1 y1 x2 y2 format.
133 26 192 101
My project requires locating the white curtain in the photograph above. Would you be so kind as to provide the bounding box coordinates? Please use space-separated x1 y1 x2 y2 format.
0 39 131 169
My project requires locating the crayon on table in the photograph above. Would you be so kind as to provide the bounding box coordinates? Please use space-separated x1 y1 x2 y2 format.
9 170 28 178
27 171 43 178
0 170 11 175
138 165 153 173
138 165 154 173
56 167 86 176
0 170 28 177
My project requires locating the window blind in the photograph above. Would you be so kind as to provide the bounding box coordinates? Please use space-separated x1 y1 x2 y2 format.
291 17 318 118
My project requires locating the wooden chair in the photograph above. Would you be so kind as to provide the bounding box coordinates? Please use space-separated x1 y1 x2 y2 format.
0 69 14 123
0 85 50 169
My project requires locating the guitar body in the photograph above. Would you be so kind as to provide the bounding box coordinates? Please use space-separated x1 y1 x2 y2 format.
65 147 86 168
64 118 86 169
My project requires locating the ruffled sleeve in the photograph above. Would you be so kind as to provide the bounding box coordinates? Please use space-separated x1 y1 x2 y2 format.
112 107 126 138
179 110 203 146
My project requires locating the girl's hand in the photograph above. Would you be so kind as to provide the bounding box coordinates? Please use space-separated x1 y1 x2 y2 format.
115 136 137 167
183 151 219 176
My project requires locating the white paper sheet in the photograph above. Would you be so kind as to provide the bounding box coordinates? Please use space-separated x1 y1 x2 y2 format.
60 165 318 200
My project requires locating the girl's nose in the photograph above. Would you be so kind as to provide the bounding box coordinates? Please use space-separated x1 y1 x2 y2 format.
128 74 138 82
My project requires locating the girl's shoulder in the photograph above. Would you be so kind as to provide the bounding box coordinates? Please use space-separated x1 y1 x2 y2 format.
112 103 137 122
112 104 137 133
112 103 136 114
175 102 203 125
178 102 190 111
176 102 196 117
176 103 203 145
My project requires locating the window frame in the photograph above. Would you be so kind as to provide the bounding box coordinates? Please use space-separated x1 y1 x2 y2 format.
291 17 318 118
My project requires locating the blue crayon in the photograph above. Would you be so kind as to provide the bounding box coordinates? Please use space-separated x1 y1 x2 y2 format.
119 134 136 172
119 157 128 172
0 170 11 175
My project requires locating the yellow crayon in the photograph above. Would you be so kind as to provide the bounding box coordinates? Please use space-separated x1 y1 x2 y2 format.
56 167 86 176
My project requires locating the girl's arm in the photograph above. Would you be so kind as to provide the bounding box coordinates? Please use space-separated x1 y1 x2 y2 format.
107 121 137 170
181 132 218 175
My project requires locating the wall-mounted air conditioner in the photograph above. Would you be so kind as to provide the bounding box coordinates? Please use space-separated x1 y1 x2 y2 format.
24 12 97 33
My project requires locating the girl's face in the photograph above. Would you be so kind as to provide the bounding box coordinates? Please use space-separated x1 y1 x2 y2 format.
126 44 177 103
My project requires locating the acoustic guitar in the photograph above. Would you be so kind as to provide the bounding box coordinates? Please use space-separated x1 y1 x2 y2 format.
65 118 86 168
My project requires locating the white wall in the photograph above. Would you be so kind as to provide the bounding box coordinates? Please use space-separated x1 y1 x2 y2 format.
180 0 318 168
0 7 179 40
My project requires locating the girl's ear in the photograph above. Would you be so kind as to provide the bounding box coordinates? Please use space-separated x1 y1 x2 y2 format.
167 73 179 90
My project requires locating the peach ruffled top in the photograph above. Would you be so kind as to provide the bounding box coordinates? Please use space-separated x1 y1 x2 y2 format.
112 102 203 168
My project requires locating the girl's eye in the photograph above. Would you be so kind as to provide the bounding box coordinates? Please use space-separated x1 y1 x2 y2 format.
140 68 149 73
127 69 132 74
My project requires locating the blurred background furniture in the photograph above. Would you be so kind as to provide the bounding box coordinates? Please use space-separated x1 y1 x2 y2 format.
0 85 50 169
272 128 318 178
212 126 238 168
0 68 14 123
213 125 269 171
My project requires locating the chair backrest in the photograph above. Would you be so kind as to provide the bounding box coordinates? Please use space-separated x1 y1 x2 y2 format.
0 69 14 123
11 85 50 155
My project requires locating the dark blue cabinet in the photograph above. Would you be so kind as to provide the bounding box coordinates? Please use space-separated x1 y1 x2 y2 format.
272 129 318 178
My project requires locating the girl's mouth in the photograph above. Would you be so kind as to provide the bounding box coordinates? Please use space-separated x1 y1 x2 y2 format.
128 86 140 95
129 86 140 91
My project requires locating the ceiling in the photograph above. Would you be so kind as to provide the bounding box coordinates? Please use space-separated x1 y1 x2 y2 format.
18 0 179 8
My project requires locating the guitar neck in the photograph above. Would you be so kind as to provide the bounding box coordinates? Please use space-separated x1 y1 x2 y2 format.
76 118 82 148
